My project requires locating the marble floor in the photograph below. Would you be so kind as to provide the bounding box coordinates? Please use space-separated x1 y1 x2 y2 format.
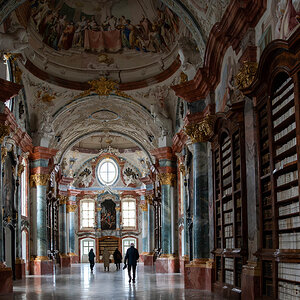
0 264 224 300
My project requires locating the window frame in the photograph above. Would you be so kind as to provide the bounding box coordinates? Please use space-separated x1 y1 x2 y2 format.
96 158 119 186
121 198 136 229
80 200 95 229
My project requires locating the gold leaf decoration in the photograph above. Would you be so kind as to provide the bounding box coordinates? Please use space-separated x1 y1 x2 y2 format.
158 173 176 186
184 114 215 143
0 124 10 144
66 204 77 213
235 61 258 90
30 174 50 187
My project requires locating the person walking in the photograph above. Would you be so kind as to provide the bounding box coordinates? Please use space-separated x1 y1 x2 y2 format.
113 248 122 270
88 248 95 272
103 247 110 271
124 243 139 283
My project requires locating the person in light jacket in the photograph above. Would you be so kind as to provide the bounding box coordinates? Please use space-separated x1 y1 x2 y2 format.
103 248 110 271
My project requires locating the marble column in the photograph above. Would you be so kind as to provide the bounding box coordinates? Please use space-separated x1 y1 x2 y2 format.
67 200 78 264
184 115 215 290
15 166 25 279
141 203 148 253
96 207 101 230
30 173 53 275
0 139 13 293
59 195 70 267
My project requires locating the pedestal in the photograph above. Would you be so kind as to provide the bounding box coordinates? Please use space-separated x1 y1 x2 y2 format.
241 261 261 300
155 255 180 273
143 253 154 266
68 253 79 264
184 259 214 290
0 264 12 294
180 255 189 274
30 257 53 275
15 258 25 279
59 254 71 267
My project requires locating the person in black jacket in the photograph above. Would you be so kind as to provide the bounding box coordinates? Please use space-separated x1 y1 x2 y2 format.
88 248 95 272
124 243 139 283
113 248 122 270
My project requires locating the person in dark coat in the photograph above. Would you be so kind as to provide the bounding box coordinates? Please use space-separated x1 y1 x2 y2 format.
113 248 122 270
88 248 95 272
124 243 139 283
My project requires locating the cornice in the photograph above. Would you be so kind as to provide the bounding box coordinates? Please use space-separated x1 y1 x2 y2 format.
171 0 267 102
151 147 175 161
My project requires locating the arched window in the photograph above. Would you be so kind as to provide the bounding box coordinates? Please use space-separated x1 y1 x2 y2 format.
21 159 28 217
80 200 95 229
4 59 13 111
97 158 118 186
122 199 136 228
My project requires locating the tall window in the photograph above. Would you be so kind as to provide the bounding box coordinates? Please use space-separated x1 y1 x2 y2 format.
80 200 95 228
122 199 136 228
5 59 13 110
82 239 95 255
97 158 118 186
21 159 27 217
122 238 136 256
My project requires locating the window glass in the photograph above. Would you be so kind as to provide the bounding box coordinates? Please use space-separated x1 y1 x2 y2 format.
81 200 95 228
122 199 136 228
97 158 118 186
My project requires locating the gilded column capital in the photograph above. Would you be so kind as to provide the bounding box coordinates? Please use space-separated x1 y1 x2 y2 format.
0 124 10 144
96 207 102 211
66 204 77 213
58 195 68 205
235 61 258 90
184 114 215 143
158 173 176 186
140 203 148 211
145 195 153 205
115 207 120 211
30 174 50 187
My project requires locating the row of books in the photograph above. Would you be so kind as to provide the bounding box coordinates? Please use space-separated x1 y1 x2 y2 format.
225 238 234 248
275 153 297 170
277 186 298 202
276 137 297 157
278 215 300 230
277 170 298 186
224 258 234 269
224 225 233 237
274 121 296 141
263 196 272 206
222 165 231 176
225 270 234 285
264 208 272 219
224 212 233 224
272 78 293 106
222 156 231 168
273 106 295 128
236 197 242 207
278 263 300 282
223 176 232 187
223 200 233 211
221 138 230 151
272 92 294 115
262 153 270 165
278 202 299 217
278 281 300 300
223 187 233 196
222 147 231 159
279 232 300 249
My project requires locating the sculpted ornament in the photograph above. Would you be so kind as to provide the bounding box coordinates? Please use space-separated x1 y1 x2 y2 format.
158 173 176 186
66 204 77 213
235 61 258 90
0 125 10 144
30 174 50 187
184 114 216 143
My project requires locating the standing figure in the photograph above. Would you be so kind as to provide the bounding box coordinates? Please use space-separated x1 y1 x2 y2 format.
103 248 110 271
113 248 122 270
124 243 139 283
88 248 95 272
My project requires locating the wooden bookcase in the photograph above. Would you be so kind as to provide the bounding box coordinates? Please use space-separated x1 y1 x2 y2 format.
212 108 248 296
255 71 300 299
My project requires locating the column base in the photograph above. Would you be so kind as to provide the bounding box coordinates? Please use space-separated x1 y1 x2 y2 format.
15 258 25 279
155 255 180 273
143 253 154 266
59 254 71 268
180 255 189 274
30 257 54 275
0 263 12 293
68 253 79 264
241 261 261 300
184 258 214 290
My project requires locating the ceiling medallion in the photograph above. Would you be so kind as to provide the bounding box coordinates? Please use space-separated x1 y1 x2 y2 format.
78 77 134 100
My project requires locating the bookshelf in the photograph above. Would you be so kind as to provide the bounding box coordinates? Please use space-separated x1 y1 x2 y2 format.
98 237 119 262
212 111 248 296
256 72 300 299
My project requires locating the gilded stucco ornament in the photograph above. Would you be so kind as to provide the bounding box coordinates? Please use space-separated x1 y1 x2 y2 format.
235 61 258 90
0 124 10 144
66 204 77 213
179 164 186 176
158 173 176 186
145 195 153 205
184 114 216 143
30 174 50 187
17 163 25 177
59 195 68 205
1 147 7 163
140 203 148 211
180 72 188 84
78 77 134 100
